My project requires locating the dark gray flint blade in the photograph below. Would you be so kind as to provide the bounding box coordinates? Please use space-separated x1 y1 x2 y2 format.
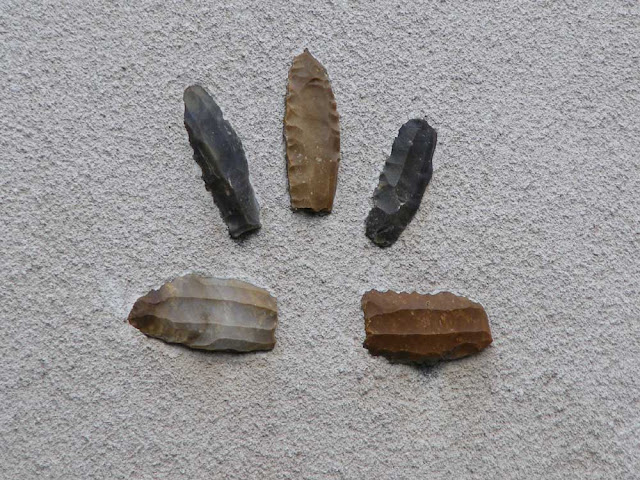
183 85 261 238
365 119 437 247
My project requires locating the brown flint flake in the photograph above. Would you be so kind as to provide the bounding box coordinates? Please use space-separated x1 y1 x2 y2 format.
362 290 492 363
128 275 277 352
284 49 340 212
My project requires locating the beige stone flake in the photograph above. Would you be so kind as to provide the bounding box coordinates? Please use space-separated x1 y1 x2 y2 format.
285 49 340 212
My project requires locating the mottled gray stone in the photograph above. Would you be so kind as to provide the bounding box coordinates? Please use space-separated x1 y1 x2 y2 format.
128 275 277 352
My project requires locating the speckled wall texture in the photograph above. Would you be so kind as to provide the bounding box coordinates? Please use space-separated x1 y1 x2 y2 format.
1 1 638 479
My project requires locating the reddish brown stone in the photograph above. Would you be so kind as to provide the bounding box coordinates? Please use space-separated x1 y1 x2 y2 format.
362 290 493 363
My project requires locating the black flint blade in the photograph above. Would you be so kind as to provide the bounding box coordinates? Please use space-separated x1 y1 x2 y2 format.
365 119 437 247
184 85 261 238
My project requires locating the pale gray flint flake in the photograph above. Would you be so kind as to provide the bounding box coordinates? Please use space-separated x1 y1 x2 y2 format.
128 274 277 352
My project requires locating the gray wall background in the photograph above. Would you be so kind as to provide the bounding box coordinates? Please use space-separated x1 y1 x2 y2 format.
1 1 639 478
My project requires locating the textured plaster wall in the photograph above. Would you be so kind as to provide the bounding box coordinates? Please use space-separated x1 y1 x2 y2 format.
1 1 639 479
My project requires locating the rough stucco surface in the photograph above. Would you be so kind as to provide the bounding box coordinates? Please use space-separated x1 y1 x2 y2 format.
1 1 639 478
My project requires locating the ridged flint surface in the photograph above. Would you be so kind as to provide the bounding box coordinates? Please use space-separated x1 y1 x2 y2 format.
362 290 492 363
128 274 277 352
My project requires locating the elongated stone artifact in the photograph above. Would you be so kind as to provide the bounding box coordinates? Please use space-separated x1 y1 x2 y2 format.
285 49 340 212
184 85 261 238
128 275 277 352
365 119 437 247
362 290 492 363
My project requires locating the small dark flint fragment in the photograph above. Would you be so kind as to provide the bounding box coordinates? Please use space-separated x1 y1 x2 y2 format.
365 119 437 247
183 85 261 238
